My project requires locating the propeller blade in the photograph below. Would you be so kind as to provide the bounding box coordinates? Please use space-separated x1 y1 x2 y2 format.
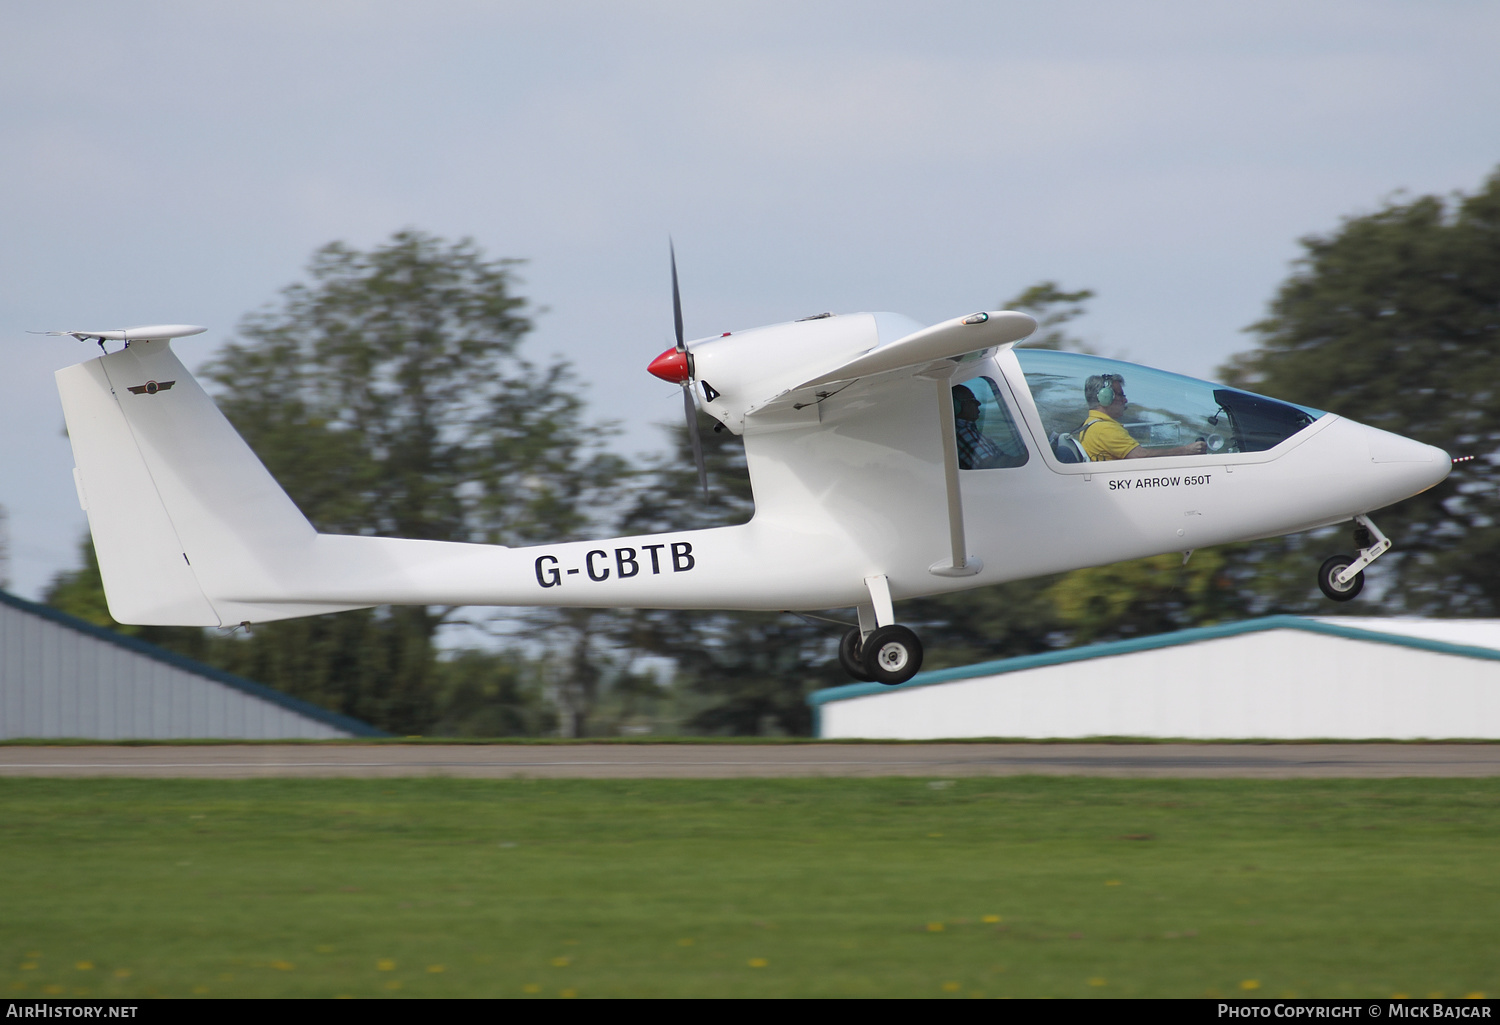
683 384 708 497
670 239 685 353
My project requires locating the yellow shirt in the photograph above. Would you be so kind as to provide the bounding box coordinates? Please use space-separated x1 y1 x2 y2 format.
1079 409 1138 461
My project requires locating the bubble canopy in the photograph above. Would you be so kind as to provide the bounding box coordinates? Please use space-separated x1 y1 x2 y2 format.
1013 349 1325 456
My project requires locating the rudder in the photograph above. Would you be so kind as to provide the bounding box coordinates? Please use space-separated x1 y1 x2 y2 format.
56 339 362 626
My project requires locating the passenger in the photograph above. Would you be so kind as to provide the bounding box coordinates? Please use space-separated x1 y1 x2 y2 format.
952 384 1005 469
1078 374 1206 461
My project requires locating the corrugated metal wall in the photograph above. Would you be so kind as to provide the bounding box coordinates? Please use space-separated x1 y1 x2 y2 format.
0 598 354 739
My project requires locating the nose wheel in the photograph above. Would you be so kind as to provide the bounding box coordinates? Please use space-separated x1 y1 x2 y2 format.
1317 514 1390 602
1317 554 1364 601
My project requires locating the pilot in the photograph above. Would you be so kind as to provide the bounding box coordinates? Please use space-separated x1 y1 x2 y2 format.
953 384 1005 469
1078 374 1207 461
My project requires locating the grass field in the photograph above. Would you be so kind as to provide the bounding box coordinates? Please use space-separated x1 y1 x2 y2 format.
2 777 1497 998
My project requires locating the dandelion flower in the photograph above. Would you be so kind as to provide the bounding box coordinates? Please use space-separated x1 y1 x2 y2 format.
427 965 445 974
271 961 294 971
20 964 36 972
748 958 769 968
927 922 945 932
677 939 694 947
982 915 1001 924
560 989 577 998
1240 980 1260 991
113 970 131 980
1088 977 1107 987
550 956 571 968
941 981 960 992
384 980 402 991
377 959 396 972
522 983 541 994
75 962 93 971
1467 993 1486 1000
192 986 209 995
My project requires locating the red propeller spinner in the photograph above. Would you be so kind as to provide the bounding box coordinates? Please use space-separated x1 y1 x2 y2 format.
647 347 691 384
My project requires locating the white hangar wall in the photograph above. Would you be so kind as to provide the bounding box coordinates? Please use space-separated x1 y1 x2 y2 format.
812 618 1500 740
0 591 381 740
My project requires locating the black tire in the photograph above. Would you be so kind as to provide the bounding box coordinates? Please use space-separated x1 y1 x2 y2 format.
838 628 872 681
1318 554 1365 602
862 625 924 686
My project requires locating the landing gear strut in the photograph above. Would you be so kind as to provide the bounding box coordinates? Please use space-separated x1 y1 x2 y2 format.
1318 514 1391 603
835 575 926 685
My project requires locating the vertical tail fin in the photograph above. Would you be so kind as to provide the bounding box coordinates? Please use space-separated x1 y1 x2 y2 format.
56 339 363 625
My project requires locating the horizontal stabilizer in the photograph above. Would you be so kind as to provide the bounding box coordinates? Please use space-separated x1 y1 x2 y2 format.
36 325 206 343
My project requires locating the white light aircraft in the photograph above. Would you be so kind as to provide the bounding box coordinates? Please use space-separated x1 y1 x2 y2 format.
48 255 1450 685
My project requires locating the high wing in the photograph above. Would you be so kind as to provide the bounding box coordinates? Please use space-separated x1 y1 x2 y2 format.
743 311 1035 422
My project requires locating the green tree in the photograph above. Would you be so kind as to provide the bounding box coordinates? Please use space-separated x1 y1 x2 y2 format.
1221 169 1500 615
1006 281 1097 351
199 231 627 733
1044 550 1240 645
613 414 842 735
48 231 624 736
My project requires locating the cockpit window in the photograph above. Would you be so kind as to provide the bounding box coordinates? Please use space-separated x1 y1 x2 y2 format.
953 376 1028 469
1014 350 1323 460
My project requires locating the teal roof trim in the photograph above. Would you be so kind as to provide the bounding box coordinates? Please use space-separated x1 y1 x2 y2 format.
0 589 389 738
808 615 1500 708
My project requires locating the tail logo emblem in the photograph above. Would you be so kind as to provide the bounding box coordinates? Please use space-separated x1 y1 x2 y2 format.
127 380 176 395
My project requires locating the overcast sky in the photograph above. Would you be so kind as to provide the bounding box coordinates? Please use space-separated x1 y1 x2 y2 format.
3 1 1498 599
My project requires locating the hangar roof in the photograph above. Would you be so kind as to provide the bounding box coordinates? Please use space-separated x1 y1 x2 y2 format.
808 615 1500 708
1308 617 1500 652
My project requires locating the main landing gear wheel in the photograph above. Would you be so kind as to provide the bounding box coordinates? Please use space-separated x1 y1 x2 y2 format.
862 625 924 686
1318 553 1364 602
839 628 872 682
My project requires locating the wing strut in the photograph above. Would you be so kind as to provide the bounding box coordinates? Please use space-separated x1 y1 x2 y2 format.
925 372 983 578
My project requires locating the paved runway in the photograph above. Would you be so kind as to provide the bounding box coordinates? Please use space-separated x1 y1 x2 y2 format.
2 743 1499 778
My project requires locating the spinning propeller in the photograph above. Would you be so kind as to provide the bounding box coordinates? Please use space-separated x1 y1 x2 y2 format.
646 241 709 498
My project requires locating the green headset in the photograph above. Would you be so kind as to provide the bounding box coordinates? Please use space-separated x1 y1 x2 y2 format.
1093 375 1121 407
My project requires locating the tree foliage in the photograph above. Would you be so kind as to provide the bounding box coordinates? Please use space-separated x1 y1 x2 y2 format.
1045 549 1240 645
1221 169 1500 614
1006 281 1097 351
610 413 843 736
205 230 621 547
50 232 625 736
